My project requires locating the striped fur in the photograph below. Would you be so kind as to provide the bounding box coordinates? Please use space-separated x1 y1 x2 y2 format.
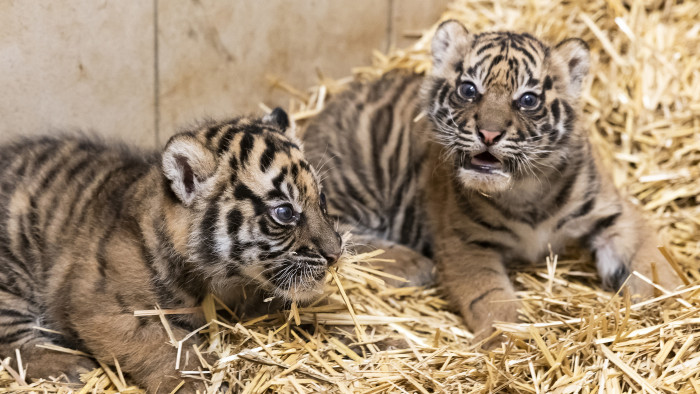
303 21 681 342
0 109 341 391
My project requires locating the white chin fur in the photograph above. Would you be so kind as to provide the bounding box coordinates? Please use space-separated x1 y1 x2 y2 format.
273 281 326 304
457 167 513 194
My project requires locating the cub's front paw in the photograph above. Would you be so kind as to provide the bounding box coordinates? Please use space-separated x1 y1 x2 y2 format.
471 306 519 349
599 255 684 300
25 353 98 382
372 244 435 287
145 375 207 394
465 290 520 349
600 263 630 293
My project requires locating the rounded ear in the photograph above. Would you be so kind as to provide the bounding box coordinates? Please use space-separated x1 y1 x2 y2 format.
431 20 470 73
552 38 590 97
264 107 290 130
162 134 217 206
263 107 299 141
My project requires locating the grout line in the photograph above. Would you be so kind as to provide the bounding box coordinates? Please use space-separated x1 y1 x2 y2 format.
153 0 160 147
385 0 395 54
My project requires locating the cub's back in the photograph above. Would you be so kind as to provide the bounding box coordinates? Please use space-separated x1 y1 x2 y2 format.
303 71 432 254
0 136 157 290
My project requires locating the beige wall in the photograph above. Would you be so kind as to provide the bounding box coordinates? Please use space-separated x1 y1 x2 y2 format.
0 0 447 148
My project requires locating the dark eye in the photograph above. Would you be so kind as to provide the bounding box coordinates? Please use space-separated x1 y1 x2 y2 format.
319 192 328 214
518 93 539 109
272 204 295 224
457 82 478 99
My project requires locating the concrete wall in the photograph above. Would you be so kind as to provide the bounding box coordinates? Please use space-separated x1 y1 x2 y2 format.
0 0 448 148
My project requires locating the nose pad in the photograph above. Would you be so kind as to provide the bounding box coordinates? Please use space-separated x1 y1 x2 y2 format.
321 251 340 266
477 129 504 146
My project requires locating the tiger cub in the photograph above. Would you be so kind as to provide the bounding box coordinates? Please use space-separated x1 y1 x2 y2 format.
0 108 341 392
302 21 681 342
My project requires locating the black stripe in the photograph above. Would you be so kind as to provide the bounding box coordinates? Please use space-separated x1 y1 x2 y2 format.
476 42 495 55
234 184 266 215
553 169 578 209
0 281 26 299
0 318 33 326
486 55 504 80
239 132 256 166
437 83 450 105
227 209 243 236
152 220 203 300
513 45 536 67
0 308 33 319
526 78 540 88
561 100 576 133
96 226 116 281
259 139 277 173
469 287 504 311
139 240 179 305
556 198 596 229
472 55 492 73
256 216 276 237
544 76 553 91
551 99 561 125
585 212 622 243
399 204 416 245
205 125 221 141
199 198 221 263
427 77 446 102
456 195 519 239
31 144 59 175
0 328 32 344
472 216 519 239
115 293 131 313
229 155 239 174
73 163 149 232
467 240 510 251
271 166 288 194
370 106 394 191
217 125 238 155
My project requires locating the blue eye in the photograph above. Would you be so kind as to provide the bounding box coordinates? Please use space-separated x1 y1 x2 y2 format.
457 82 478 99
518 93 539 109
272 205 295 224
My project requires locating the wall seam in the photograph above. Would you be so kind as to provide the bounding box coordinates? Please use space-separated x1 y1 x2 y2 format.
385 0 395 53
153 0 160 146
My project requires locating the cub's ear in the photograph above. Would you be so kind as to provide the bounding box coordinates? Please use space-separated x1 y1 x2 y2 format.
431 20 470 74
552 38 590 97
162 133 217 206
264 107 290 130
263 107 299 141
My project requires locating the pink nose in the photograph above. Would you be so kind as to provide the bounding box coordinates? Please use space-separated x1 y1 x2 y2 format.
477 129 504 145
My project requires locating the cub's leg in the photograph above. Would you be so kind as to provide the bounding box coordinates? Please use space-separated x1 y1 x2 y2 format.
0 292 97 381
16 347 97 382
75 311 207 393
434 238 519 344
350 236 434 287
590 202 683 297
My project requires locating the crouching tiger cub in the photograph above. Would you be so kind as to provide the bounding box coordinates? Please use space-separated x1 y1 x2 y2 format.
0 108 342 392
302 21 681 343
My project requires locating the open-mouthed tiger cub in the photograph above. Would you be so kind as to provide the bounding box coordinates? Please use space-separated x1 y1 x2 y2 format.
302 20 681 343
0 108 342 392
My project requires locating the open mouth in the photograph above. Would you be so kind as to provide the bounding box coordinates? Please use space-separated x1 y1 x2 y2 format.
460 151 504 173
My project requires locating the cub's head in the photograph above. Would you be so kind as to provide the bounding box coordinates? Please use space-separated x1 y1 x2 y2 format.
425 20 590 193
162 108 342 303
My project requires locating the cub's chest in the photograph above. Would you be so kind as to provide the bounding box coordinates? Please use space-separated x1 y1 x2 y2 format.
507 220 570 265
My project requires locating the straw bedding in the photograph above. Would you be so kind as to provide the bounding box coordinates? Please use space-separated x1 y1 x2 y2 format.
1 0 699 392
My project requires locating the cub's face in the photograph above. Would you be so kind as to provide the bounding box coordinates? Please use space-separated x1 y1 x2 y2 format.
163 109 342 303
425 21 590 193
